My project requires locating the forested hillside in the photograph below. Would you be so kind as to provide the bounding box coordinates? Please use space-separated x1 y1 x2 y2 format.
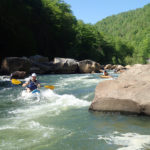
0 0 77 59
0 0 116 64
1 0 148 65
96 3 150 64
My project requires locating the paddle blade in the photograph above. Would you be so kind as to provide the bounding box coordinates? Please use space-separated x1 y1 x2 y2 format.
44 85 55 90
11 79 21 85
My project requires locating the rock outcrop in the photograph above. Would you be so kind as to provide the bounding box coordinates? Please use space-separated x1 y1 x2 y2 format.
78 60 101 73
52 58 102 74
104 64 112 70
1 57 31 74
29 55 51 74
0 56 102 75
29 55 49 63
10 71 26 79
52 57 79 74
29 61 51 74
89 64 150 115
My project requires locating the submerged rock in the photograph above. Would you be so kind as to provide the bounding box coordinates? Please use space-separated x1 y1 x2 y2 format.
89 64 150 116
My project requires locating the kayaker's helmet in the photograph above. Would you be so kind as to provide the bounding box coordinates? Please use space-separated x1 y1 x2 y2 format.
31 73 37 77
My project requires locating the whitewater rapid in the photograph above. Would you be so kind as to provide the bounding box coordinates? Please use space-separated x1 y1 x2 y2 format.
0 73 150 150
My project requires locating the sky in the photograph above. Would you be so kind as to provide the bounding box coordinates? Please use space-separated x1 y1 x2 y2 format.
63 0 150 24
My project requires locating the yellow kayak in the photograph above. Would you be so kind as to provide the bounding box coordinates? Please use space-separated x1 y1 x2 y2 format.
100 75 112 78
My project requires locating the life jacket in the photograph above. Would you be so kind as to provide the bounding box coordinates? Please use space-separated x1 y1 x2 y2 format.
27 80 38 91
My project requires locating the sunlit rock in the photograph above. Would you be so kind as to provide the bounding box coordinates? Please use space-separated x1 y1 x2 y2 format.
90 64 150 115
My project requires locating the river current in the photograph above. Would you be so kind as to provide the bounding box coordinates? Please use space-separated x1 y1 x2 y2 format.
0 72 150 150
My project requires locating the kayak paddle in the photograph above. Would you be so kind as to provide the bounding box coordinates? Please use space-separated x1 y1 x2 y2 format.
44 85 55 90
11 79 55 90
11 79 22 85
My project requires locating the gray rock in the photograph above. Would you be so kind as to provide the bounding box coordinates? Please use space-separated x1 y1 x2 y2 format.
111 65 117 70
78 60 101 73
116 65 125 70
52 57 79 74
29 67 45 74
29 61 51 74
104 64 112 70
89 64 150 115
125 65 132 69
10 71 26 79
29 55 49 63
1 57 31 74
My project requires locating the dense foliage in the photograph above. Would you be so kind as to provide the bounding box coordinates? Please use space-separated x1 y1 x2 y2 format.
96 4 150 64
1 0 150 65
0 0 77 60
0 0 111 64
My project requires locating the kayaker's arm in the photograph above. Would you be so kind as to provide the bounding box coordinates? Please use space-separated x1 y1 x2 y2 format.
36 80 41 88
22 82 29 87
37 83 41 88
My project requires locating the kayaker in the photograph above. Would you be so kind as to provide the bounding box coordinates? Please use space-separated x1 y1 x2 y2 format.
22 73 40 92
103 70 109 76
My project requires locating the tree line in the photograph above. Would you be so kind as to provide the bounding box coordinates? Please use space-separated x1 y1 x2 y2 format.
96 3 150 64
0 0 150 65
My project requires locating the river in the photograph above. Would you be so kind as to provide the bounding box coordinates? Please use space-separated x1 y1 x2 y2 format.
0 72 150 150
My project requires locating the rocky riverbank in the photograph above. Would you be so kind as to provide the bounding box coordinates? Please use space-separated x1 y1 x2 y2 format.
0 55 128 78
89 64 150 116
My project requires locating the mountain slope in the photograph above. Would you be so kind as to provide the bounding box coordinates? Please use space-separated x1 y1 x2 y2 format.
95 3 150 64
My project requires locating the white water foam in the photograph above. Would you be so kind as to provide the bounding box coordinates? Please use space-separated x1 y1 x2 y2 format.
21 90 41 101
98 132 150 150
10 89 90 119
0 87 12 93
0 121 56 149
0 126 17 130
0 76 10 81
27 121 52 130
20 89 90 106
55 75 104 90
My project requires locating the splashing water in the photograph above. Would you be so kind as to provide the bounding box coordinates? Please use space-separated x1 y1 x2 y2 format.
98 132 150 150
0 73 150 150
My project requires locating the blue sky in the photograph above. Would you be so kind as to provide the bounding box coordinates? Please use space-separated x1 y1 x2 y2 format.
63 0 150 24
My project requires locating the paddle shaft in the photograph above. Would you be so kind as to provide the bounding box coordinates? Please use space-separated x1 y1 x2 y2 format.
11 79 54 90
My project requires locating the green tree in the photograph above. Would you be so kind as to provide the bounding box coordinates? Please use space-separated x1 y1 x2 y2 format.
70 20 106 62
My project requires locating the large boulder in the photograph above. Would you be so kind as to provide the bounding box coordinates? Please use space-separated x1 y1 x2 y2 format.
52 57 79 74
29 55 49 63
116 65 125 70
29 61 51 74
114 65 126 73
125 65 132 69
10 71 26 79
29 55 50 74
104 64 112 70
89 64 150 115
1 57 31 74
29 66 44 74
78 60 101 73
111 65 117 70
